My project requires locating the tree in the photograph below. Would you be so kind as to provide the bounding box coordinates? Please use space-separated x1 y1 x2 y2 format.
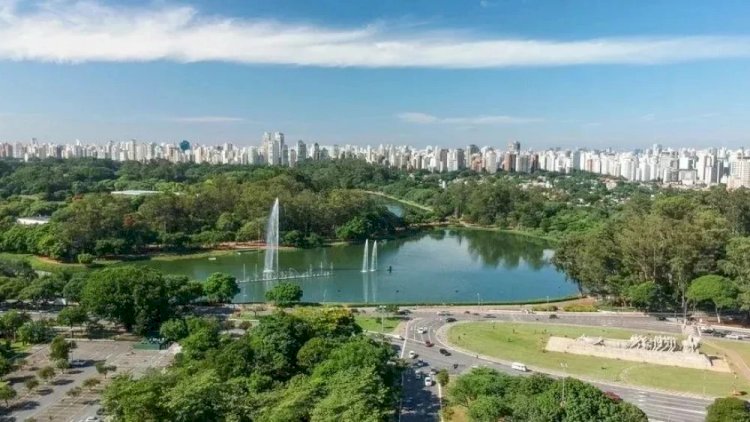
17 320 52 344
706 397 750 422
37 366 56 383
687 275 739 323
82 266 175 334
436 369 449 386
159 319 189 342
24 377 39 393
203 272 239 304
626 281 663 311
0 310 30 341
467 395 511 422
165 369 225 422
76 253 95 265
0 381 16 407
49 335 76 362
95 361 116 379
57 306 88 337
265 282 303 307
55 359 71 373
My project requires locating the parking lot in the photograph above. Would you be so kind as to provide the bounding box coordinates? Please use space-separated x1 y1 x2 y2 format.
7 340 175 422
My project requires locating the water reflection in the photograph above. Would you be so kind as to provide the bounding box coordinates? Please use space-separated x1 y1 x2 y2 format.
139 228 574 304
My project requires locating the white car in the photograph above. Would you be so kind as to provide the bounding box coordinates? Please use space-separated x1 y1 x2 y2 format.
408 350 416 359
424 376 433 387
417 327 427 334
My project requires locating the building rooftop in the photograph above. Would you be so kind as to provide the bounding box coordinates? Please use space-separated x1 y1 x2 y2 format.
111 190 161 196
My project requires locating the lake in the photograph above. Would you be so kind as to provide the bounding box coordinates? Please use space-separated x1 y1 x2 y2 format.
139 228 578 304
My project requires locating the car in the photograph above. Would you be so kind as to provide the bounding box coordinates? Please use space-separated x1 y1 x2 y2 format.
396 334 404 340
726 333 745 340
429 368 438 375
439 348 451 356
511 362 528 372
425 340 434 347
463 310 471 314
71 359 85 367
656 315 667 321
437 311 450 316
415 370 422 378
548 314 559 319
712 331 727 337
604 391 622 403
417 327 427 334
408 350 417 359
417 359 425 367
483 314 496 319
424 376 433 387
445 317 457 323
84 417 102 422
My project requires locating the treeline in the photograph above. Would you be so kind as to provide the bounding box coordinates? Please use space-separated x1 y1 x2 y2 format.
554 187 750 317
382 170 636 238
0 158 413 261
103 308 400 421
446 367 646 421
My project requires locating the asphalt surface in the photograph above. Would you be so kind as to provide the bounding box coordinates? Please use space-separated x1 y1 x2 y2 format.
390 310 713 422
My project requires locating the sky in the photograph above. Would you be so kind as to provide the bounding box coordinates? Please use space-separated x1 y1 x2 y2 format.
0 0 749 149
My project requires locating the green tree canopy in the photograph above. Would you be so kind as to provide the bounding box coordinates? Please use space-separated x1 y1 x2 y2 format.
203 272 239 304
265 282 303 307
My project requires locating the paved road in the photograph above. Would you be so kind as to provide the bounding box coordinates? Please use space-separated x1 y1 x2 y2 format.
393 311 712 422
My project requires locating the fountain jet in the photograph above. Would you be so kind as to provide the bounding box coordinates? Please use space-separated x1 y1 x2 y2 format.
263 198 279 276
370 241 378 272
361 239 369 273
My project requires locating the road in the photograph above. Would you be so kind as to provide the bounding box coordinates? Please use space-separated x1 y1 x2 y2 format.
391 310 712 422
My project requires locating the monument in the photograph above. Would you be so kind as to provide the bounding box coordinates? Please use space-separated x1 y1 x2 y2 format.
546 333 729 372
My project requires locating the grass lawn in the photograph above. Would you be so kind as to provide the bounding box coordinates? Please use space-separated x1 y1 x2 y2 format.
448 322 750 397
354 316 400 333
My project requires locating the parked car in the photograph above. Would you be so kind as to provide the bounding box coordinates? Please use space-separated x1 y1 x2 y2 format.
408 350 417 359
511 362 528 372
548 314 559 319
445 317 457 323
437 311 450 316
483 314 497 319
424 376 433 387
429 367 438 375
711 331 727 338
425 341 434 348
417 327 427 334
439 348 451 356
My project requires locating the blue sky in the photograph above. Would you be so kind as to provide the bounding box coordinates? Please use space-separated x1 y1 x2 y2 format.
0 0 749 149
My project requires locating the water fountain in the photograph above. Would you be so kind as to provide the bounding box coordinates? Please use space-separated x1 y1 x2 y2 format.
361 239 369 273
263 198 280 276
370 241 378 272
240 198 335 283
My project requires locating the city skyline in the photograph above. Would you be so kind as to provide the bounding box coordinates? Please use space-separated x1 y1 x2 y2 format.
1 1 749 147
5 134 750 189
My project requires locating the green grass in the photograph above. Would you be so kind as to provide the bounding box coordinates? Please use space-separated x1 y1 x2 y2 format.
448 322 750 397
354 316 400 333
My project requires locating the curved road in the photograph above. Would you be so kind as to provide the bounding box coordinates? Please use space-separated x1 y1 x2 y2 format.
391 310 712 422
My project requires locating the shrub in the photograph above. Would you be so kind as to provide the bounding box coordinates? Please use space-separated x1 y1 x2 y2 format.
562 304 598 312
531 304 557 312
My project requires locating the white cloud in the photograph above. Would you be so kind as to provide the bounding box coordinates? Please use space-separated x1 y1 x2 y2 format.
167 116 246 123
398 112 541 125
0 1 749 68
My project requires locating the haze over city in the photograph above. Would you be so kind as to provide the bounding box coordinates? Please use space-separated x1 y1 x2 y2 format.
0 0 749 148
